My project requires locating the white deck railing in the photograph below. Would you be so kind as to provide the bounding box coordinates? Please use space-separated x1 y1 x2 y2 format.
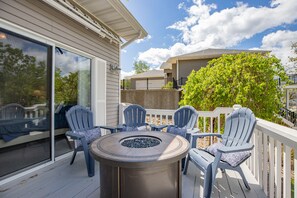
249 118 297 198
120 103 297 197
24 103 47 119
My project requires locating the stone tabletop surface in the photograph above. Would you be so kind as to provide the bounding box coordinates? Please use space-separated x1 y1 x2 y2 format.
90 131 189 168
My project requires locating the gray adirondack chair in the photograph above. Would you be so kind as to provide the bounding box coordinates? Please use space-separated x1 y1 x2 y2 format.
117 104 149 132
183 107 256 198
0 103 25 119
151 105 199 141
65 105 116 177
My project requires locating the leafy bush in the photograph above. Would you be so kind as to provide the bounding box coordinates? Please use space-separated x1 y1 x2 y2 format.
179 52 288 121
162 81 173 89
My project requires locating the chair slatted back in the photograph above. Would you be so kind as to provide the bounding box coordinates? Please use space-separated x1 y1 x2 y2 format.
222 108 256 147
0 103 25 120
174 106 198 129
124 104 146 128
66 105 94 131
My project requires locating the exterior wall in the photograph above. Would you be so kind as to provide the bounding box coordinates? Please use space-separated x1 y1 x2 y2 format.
178 59 211 80
0 0 120 126
172 63 177 80
121 90 181 109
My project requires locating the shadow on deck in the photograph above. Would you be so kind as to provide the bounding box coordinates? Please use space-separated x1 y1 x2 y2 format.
0 153 266 198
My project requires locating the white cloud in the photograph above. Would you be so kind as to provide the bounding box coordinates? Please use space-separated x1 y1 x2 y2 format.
260 30 297 73
135 35 152 44
138 43 186 66
121 49 127 53
137 0 297 67
178 2 186 10
121 70 135 79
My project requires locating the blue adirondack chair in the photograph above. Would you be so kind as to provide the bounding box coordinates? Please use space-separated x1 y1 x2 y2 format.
151 105 199 141
117 104 149 132
183 108 256 198
65 105 116 177
0 103 25 119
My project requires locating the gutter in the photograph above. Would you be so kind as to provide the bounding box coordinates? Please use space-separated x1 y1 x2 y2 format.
121 31 142 49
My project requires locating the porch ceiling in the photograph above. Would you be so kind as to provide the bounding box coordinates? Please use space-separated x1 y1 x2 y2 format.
74 0 147 42
42 0 147 47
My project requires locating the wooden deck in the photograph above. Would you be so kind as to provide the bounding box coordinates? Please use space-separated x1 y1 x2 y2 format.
0 153 266 198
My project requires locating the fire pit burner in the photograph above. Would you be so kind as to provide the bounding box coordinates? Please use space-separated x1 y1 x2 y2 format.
120 136 161 148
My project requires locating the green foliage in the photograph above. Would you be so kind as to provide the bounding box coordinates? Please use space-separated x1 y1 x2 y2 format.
121 79 131 89
55 68 78 104
162 81 173 89
0 43 47 106
133 60 150 74
289 42 297 67
179 52 288 121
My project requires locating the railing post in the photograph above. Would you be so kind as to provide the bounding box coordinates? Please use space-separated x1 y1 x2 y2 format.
275 141 282 198
283 146 291 198
269 137 275 198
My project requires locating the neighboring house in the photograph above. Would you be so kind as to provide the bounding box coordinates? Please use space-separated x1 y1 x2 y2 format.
0 0 146 180
126 69 165 90
161 48 269 87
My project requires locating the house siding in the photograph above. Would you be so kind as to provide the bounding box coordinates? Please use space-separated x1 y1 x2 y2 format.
0 0 120 126
178 59 211 79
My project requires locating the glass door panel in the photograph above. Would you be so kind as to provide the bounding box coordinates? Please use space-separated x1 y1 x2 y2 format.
54 48 91 157
0 29 51 178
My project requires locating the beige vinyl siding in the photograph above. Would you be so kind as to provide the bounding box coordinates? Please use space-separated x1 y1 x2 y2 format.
0 0 120 126
178 59 211 80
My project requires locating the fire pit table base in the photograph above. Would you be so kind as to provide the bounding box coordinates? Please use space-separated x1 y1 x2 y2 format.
90 132 189 198
100 162 180 198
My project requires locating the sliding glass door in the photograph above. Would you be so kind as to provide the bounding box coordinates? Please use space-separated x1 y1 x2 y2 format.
0 27 92 178
0 28 51 178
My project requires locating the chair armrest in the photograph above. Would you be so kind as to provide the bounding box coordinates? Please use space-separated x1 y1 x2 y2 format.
65 131 84 140
98 126 118 134
185 128 200 142
217 143 254 153
190 133 222 148
186 128 200 134
150 124 168 131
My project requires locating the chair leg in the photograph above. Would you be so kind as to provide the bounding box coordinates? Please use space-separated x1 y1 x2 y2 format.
70 149 77 165
183 155 190 175
203 164 213 198
236 166 250 190
87 152 95 177
81 139 95 177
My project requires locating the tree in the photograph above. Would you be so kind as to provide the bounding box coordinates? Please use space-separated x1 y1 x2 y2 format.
133 60 150 74
290 42 297 67
0 43 47 106
179 52 288 121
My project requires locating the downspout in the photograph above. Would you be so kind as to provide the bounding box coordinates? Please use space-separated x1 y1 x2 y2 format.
176 59 179 86
121 31 142 49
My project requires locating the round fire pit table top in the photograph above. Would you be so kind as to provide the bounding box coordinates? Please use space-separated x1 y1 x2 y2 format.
90 131 190 168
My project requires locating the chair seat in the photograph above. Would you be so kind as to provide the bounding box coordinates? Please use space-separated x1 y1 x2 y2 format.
188 149 214 172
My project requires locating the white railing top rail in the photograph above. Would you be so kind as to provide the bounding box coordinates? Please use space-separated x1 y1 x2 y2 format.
256 118 297 150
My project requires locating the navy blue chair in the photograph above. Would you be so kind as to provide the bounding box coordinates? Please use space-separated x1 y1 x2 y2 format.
117 104 149 132
152 105 199 141
65 105 115 177
183 108 256 198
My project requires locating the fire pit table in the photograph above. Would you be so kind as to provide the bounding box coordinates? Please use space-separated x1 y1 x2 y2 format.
90 131 189 198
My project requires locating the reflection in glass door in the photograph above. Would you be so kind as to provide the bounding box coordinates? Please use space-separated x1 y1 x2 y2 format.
0 28 51 178
54 48 91 157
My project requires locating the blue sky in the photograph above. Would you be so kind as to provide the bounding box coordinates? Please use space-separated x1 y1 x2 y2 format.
120 0 297 77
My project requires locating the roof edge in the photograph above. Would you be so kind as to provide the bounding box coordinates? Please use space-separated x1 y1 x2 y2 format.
107 0 148 41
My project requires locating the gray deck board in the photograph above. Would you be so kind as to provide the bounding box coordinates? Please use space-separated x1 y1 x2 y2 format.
0 153 266 198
